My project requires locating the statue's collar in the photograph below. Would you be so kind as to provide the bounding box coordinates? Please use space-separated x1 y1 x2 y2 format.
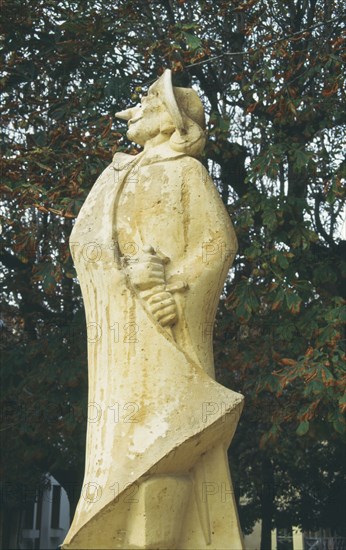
112 152 143 172
112 145 184 171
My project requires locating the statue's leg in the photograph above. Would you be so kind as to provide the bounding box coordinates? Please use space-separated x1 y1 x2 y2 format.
126 475 192 549
125 446 244 550
179 445 245 549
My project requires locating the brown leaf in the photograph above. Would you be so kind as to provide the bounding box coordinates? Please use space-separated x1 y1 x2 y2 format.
279 358 297 367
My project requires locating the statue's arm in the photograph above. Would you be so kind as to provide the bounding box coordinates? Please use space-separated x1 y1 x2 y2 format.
166 158 238 284
124 157 237 329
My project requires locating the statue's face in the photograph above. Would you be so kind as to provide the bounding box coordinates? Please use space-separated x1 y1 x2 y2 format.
126 92 173 146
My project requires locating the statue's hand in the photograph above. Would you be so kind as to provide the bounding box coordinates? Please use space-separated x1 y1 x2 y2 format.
125 246 178 327
145 290 178 328
125 254 166 291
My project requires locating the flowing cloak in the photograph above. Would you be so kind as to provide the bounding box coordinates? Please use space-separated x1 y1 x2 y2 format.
62 147 244 549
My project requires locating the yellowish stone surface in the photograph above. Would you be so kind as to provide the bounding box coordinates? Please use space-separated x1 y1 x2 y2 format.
62 70 244 550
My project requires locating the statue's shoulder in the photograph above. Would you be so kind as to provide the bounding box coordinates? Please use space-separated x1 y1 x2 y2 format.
154 156 209 194
155 151 207 176
146 145 204 169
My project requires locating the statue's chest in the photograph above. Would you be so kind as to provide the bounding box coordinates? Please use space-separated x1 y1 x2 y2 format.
119 164 170 209
117 164 170 225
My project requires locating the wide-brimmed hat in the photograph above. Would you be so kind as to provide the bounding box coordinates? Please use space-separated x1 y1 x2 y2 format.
116 69 206 157
148 69 205 134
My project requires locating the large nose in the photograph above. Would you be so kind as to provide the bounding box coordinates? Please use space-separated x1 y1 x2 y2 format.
115 105 140 121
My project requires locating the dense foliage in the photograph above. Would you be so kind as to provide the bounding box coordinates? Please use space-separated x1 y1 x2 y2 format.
1 0 345 547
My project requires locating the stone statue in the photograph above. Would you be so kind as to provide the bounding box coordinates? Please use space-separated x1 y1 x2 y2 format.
62 69 244 549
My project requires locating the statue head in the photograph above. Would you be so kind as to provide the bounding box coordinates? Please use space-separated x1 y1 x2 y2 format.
115 69 206 158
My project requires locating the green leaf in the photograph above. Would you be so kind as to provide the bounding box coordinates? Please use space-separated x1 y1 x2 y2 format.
244 245 261 259
333 417 346 434
236 302 251 322
272 287 285 310
183 32 202 50
321 366 335 383
285 292 302 314
338 394 346 408
277 253 289 269
307 380 325 395
296 420 309 435
263 209 277 229
33 263 61 293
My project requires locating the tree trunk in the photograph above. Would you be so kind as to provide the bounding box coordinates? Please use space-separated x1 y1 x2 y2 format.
260 457 274 550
